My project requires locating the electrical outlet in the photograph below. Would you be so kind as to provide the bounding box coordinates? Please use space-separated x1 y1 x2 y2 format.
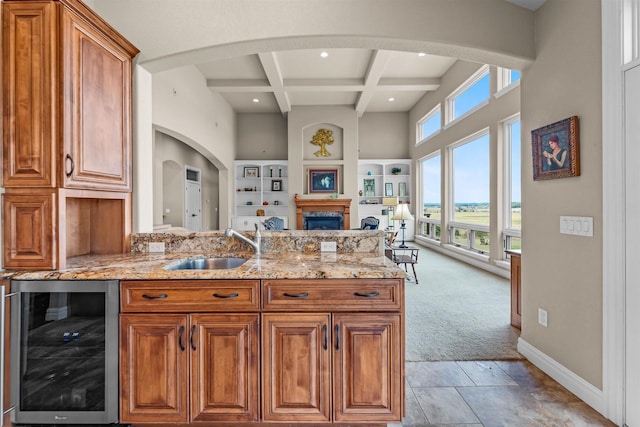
538 308 548 327
320 241 337 252
148 242 165 253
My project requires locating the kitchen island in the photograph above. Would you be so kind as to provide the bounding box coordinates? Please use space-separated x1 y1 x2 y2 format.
8 230 406 426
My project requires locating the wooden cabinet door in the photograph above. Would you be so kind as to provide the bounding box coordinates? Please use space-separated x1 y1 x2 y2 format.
2 192 55 269
61 7 132 191
119 314 189 423
2 2 57 188
333 313 402 422
190 314 259 422
262 313 331 422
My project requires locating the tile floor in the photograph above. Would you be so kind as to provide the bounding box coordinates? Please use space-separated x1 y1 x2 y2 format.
389 360 616 426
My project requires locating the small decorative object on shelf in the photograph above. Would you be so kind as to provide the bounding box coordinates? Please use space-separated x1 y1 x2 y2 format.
391 167 402 175
279 167 282 177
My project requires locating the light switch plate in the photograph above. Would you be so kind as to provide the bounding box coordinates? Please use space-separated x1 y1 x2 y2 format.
148 242 165 253
560 216 593 237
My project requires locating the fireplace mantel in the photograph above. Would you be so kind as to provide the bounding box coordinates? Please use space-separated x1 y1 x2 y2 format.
294 196 352 230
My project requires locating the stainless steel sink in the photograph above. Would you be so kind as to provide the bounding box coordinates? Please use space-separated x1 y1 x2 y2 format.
165 257 248 270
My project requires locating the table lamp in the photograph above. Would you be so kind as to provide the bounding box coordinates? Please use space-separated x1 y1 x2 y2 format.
382 197 399 229
392 203 414 248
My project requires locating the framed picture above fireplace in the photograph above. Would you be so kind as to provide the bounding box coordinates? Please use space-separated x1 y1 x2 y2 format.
308 168 338 193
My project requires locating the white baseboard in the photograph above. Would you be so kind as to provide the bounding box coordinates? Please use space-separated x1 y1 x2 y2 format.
517 338 606 417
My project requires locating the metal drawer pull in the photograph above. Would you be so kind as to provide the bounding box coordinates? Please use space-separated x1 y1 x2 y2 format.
178 326 186 351
283 292 309 298
354 291 380 298
190 325 197 350
142 293 168 300
335 324 340 350
213 292 239 299
323 324 328 350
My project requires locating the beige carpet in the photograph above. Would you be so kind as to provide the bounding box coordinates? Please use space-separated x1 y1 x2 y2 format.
403 244 523 361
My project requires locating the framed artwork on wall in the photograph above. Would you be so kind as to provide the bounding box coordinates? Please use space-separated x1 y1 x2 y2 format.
385 182 393 196
398 182 407 197
531 116 580 181
243 167 259 178
308 169 338 193
271 179 282 191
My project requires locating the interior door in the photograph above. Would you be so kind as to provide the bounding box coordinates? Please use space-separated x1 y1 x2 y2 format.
185 167 202 231
625 63 640 427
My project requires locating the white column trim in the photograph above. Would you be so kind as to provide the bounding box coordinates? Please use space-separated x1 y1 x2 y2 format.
602 0 625 424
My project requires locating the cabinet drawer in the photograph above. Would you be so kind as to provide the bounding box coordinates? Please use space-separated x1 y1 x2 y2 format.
262 279 402 312
121 280 260 312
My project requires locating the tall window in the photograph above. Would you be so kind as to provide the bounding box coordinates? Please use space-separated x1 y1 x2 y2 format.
419 153 441 240
417 104 441 144
446 65 490 124
497 67 521 92
504 116 521 251
449 130 490 253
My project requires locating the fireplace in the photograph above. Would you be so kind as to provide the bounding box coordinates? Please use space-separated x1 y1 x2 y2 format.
294 196 352 230
304 215 343 230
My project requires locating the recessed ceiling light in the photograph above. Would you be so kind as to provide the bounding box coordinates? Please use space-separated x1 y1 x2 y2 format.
388 97 395 102
418 52 426 57
320 51 329 58
252 98 260 103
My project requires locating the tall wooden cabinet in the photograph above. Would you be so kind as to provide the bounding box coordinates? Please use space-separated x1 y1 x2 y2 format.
2 0 138 270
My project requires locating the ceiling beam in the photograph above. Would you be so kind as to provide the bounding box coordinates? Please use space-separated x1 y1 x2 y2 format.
355 50 392 118
284 78 364 92
377 78 441 91
258 52 290 115
206 79 272 92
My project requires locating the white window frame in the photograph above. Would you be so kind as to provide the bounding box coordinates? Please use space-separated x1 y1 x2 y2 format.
444 65 490 127
502 114 522 256
447 128 491 255
418 151 442 241
495 67 521 99
416 104 441 145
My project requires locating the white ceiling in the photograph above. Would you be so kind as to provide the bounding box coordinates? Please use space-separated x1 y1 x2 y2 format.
196 49 456 116
194 0 544 116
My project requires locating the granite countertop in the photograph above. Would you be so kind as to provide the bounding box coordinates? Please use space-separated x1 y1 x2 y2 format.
8 251 406 281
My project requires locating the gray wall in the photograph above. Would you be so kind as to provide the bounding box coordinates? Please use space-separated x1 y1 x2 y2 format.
237 113 288 160
358 113 410 159
521 0 603 388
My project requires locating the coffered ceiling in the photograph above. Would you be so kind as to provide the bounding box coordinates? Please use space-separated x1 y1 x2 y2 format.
188 0 545 116
196 49 457 116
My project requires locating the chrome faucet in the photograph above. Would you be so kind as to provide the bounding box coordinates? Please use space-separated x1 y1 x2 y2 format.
225 223 261 254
